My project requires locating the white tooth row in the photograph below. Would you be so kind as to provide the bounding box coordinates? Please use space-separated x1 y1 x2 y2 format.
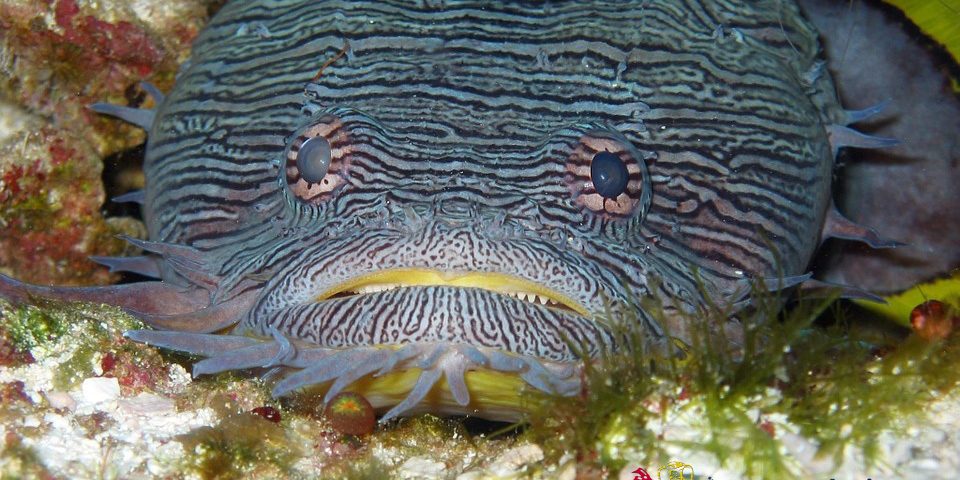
506 291 555 305
350 283 401 294
348 284 557 306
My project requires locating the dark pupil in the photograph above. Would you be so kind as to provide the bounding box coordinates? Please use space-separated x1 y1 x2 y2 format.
590 151 629 199
297 136 332 183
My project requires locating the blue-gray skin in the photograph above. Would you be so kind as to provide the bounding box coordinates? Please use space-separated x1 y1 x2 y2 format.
0 1 899 422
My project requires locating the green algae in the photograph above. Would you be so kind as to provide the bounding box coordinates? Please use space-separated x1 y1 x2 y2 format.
782 321 960 465
0 434 53 480
177 412 301 480
176 372 275 417
0 299 152 391
379 415 473 459
316 415 504 480
524 280 960 478
0 298 512 478
3 305 69 352
333 457 392 480
51 341 99 390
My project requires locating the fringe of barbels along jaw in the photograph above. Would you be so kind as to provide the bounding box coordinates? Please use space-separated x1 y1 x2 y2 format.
125 328 581 423
0 238 583 423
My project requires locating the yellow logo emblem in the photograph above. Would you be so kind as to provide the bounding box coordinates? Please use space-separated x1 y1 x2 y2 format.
657 461 694 480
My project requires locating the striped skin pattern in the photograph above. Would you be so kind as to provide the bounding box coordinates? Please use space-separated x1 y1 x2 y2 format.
2 0 889 421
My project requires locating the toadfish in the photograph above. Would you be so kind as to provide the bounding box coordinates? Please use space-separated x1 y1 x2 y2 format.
0 0 906 422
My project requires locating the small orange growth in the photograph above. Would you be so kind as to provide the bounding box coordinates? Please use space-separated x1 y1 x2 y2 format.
758 420 776 438
323 392 375 436
910 300 959 341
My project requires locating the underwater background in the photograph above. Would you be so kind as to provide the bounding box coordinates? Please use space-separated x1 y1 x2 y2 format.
0 0 959 478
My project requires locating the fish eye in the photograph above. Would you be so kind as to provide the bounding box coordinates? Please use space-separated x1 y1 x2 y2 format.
564 130 653 223
297 136 332 184
284 115 349 204
590 151 629 199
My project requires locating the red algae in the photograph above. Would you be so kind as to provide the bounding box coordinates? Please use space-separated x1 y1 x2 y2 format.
99 351 117 375
0 381 31 405
252 406 282 424
758 420 776 439
52 0 164 77
0 128 124 285
107 345 169 393
0 335 34 367
0 0 209 286
0 0 203 106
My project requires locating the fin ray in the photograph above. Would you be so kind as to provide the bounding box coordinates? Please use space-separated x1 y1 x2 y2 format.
0 274 207 316
89 255 162 279
271 350 367 397
827 124 899 154
799 279 886 303
444 361 471 407
379 369 443 423
843 100 891 124
821 205 905 249
89 103 155 130
119 236 204 263
139 81 165 104
322 351 391 403
192 343 280 376
128 288 256 333
119 236 219 289
111 190 145 205
124 330 262 357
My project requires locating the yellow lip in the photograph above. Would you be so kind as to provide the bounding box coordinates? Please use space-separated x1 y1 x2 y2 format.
316 268 589 316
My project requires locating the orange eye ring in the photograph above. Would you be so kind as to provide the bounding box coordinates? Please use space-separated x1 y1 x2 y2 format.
284 115 350 203
565 130 652 222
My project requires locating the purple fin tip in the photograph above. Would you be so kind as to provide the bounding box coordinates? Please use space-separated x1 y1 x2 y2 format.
827 124 899 155
843 100 891 125
112 190 145 205
124 330 262 357
798 279 887 303
821 206 906 249
139 81 166 104
89 103 155 131
89 255 162 279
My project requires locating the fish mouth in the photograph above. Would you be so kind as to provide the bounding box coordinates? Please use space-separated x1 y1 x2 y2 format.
316 268 589 317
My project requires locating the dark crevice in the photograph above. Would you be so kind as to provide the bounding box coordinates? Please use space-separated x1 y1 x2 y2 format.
99 143 145 220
